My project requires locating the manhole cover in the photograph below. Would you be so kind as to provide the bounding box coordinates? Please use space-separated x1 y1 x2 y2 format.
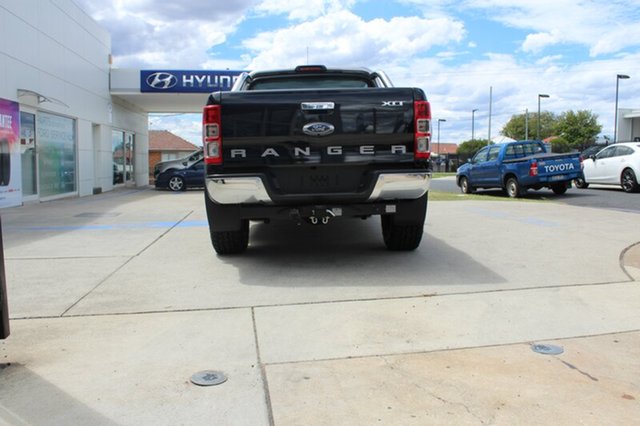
531 343 564 355
190 370 227 386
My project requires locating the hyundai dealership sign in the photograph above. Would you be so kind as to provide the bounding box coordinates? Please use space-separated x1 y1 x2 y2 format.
140 70 245 93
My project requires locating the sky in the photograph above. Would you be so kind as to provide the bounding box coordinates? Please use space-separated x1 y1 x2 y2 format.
75 0 640 146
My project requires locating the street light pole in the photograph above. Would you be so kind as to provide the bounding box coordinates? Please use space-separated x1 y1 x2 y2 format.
614 74 630 143
537 94 550 140
525 109 529 140
471 109 478 142
437 119 446 157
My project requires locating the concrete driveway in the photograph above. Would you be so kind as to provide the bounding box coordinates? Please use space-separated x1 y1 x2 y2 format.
1 188 639 425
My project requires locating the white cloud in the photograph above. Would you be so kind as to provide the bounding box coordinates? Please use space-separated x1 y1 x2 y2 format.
467 0 640 57
243 10 465 69
522 30 561 54
254 0 357 20
74 0 254 68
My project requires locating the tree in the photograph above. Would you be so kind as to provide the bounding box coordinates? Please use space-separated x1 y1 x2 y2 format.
549 136 571 153
554 110 602 150
456 139 491 158
502 111 558 140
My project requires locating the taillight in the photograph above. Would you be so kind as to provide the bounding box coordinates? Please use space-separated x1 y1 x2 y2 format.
529 160 538 176
203 105 222 165
579 155 584 170
414 101 431 160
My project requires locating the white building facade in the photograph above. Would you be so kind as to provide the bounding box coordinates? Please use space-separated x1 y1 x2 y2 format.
0 0 150 208
0 0 244 208
617 109 640 143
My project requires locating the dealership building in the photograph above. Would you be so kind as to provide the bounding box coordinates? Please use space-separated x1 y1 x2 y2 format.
0 0 242 208
0 0 639 208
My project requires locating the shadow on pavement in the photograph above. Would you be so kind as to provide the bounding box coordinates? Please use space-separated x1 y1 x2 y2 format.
0 363 117 425
222 219 506 288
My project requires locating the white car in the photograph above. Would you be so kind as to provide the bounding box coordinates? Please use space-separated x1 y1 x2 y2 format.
575 142 640 193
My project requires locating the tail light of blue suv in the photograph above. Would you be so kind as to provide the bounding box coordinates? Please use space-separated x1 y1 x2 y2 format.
414 101 431 160
203 105 222 165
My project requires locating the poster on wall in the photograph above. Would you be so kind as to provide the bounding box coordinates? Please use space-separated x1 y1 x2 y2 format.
37 112 76 198
0 98 22 208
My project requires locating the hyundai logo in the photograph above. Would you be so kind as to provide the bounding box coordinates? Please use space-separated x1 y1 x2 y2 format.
302 122 335 137
146 72 178 90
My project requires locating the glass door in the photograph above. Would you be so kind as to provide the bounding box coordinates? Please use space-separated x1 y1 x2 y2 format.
124 132 134 184
112 131 124 185
112 131 135 185
19 111 38 200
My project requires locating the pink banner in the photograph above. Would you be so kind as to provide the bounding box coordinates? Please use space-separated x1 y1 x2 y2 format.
0 98 21 208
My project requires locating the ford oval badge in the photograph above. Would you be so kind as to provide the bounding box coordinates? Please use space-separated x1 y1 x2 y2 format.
303 122 335 137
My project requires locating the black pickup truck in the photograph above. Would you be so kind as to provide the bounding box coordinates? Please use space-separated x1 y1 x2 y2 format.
202 65 432 254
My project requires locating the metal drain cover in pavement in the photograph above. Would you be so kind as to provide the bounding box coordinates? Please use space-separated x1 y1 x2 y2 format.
190 370 227 386
531 343 564 355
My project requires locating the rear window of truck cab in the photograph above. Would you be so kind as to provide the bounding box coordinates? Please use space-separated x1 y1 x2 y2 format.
247 76 373 90
504 142 544 159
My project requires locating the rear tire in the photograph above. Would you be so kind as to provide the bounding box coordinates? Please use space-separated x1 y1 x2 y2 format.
381 215 424 251
551 182 568 195
211 220 249 255
621 168 639 193
505 177 523 198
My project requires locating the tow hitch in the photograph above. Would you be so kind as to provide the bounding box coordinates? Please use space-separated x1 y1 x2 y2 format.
290 207 340 225
308 208 336 225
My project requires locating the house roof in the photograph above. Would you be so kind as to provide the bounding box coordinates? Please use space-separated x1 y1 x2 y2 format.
432 142 458 155
149 130 199 152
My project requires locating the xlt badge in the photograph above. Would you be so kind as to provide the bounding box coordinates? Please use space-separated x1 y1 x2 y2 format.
302 122 335 136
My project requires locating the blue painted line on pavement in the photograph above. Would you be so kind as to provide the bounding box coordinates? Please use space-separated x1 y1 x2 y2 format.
5 220 209 232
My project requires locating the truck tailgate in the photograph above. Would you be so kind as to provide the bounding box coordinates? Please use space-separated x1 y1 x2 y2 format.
534 153 582 181
213 88 420 168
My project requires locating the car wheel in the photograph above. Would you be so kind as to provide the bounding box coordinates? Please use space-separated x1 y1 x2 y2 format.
211 220 249 255
621 168 639 193
381 215 424 251
460 177 474 194
505 177 523 198
168 176 185 192
574 177 589 189
551 182 568 195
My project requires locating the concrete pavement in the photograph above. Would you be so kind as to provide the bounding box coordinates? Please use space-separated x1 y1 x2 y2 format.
0 187 639 425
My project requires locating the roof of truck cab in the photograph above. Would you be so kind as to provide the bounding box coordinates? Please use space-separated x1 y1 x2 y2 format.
248 67 374 78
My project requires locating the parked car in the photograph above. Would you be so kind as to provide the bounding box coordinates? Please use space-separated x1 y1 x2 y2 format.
153 148 203 181
580 145 607 159
155 159 205 191
575 142 640 193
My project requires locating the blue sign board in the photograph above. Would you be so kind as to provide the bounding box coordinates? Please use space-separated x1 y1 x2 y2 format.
140 70 246 93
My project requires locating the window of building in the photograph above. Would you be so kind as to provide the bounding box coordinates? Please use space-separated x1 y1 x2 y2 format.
36 112 76 197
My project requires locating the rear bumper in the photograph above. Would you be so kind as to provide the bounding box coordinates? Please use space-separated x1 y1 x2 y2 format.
205 171 431 204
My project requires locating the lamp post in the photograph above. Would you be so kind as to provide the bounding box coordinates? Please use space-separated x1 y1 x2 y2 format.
614 74 630 143
471 109 478 142
437 118 446 155
537 94 550 140
525 109 529 140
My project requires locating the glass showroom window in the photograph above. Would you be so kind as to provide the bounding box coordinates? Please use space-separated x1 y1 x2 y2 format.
36 112 76 198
